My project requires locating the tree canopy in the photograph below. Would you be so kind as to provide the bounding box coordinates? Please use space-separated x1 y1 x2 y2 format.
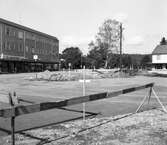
61 47 82 69
95 19 120 68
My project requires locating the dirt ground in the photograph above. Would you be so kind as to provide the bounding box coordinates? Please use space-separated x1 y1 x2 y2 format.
0 72 167 144
1 109 167 145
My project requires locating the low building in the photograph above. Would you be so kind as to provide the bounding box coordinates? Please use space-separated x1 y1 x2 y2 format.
152 37 167 70
0 18 59 73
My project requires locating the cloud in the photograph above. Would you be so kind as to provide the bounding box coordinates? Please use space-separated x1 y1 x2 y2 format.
59 35 94 55
61 36 77 46
113 12 128 23
125 35 144 45
60 35 94 46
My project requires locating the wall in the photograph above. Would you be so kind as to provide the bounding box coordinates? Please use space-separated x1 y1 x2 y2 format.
152 54 167 63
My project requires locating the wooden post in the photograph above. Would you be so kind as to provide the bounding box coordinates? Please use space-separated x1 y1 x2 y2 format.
8 92 15 145
11 116 15 145
82 65 86 121
147 87 152 104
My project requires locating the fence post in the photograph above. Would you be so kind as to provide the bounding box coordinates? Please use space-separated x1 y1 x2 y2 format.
11 115 15 145
82 65 86 121
8 92 15 145
147 86 152 104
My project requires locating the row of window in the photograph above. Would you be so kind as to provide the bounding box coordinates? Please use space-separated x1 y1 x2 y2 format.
25 46 54 55
26 39 58 50
5 26 58 48
4 41 24 52
3 41 57 55
3 25 58 57
5 27 24 39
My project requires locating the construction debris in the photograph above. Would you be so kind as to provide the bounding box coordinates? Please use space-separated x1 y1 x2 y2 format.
29 69 135 81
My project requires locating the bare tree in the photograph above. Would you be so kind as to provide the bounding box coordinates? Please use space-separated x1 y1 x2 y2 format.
96 19 120 68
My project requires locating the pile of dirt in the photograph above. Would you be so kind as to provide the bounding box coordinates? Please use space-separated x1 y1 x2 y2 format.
29 69 133 81
34 70 101 81
1 109 167 145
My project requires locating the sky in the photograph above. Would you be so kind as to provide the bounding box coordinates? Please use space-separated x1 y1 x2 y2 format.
0 0 166 54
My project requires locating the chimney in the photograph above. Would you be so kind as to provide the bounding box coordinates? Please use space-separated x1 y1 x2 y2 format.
160 37 167 45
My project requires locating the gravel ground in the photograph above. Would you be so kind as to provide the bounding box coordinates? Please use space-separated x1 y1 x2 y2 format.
0 73 167 144
0 108 167 145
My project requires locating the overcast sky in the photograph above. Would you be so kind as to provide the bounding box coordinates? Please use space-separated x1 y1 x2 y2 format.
0 0 166 54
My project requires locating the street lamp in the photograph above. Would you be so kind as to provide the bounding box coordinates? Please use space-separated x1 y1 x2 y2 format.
33 54 38 78
68 63 71 80
60 59 65 70
81 53 82 69
0 53 3 59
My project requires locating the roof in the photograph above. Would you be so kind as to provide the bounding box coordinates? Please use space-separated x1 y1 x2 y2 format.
152 44 167 55
0 18 58 41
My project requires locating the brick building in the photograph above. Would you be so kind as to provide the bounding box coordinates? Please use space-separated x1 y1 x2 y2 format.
0 18 59 73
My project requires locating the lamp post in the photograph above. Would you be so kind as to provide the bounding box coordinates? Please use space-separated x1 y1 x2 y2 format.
33 55 38 78
80 54 82 69
68 63 71 80
60 59 65 70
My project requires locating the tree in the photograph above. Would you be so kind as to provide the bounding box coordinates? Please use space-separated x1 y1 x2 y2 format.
122 54 132 68
140 55 151 69
96 19 120 68
87 43 107 68
108 54 120 68
61 47 82 69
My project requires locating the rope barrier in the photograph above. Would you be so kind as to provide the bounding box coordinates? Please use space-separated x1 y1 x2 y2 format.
0 82 156 145
3 82 167 145
0 83 154 118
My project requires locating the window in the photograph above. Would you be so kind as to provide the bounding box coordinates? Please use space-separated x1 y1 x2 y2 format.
26 46 29 52
13 43 15 50
6 27 10 36
18 31 23 39
7 42 10 50
157 55 161 60
13 31 16 37
32 48 35 53
19 44 22 52
3 42 6 49
10 42 14 50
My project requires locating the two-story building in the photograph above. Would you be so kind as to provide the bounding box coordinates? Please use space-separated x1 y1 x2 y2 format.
0 18 59 73
152 37 167 70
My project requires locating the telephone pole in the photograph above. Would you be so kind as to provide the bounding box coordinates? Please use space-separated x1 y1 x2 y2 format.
120 23 123 72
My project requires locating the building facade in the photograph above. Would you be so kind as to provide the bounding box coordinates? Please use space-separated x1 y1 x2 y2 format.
0 18 59 73
152 37 167 70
